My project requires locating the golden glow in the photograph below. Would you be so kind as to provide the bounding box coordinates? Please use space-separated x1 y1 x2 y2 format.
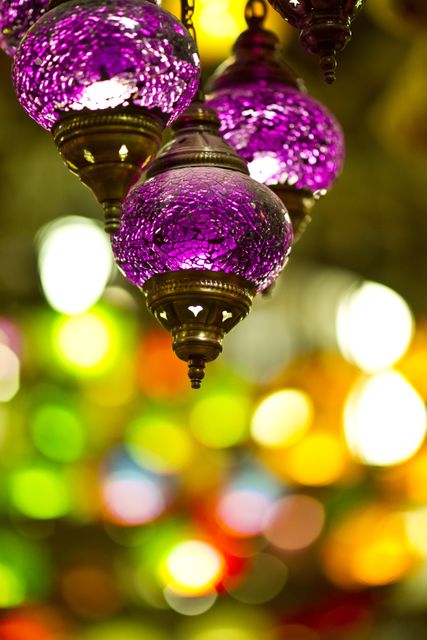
344 371 427 466
162 0 286 63
336 281 413 372
251 389 313 449
163 540 225 597
127 414 195 475
286 432 346 486
0 344 19 402
55 312 111 369
405 507 427 557
405 451 427 502
323 506 414 588
190 392 249 448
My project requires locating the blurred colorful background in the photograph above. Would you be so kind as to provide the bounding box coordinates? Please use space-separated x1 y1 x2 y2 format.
1 0 427 637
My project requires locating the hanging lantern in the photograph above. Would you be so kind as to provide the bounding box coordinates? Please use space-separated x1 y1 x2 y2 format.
12 0 200 232
267 0 366 83
111 101 293 389
0 0 49 55
206 0 344 239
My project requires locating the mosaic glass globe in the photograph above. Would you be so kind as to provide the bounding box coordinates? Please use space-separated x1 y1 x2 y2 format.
12 0 200 131
112 166 293 293
0 0 48 56
207 82 345 197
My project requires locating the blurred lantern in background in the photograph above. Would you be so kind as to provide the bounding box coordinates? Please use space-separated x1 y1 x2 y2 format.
206 0 344 238
266 0 366 82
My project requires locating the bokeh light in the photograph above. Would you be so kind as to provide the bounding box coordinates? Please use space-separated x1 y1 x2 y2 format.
0 531 51 608
322 506 414 588
30 402 86 462
0 344 20 402
162 540 225 597
404 507 427 558
336 281 414 372
344 370 427 466
52 308 120 376
82 620 168 640
190 391 250 448
37 216 113 315
10 464 70 520
102 467 168 526
273 625 319 640
225 553 288 604
126 412 195 475
251 389 314 449
164 588 217 616
216 467 281 538
55 313 110 368
137 330 189 399
179 604 271 640
60 562 122 619
264 495 325 551
285 432 347 486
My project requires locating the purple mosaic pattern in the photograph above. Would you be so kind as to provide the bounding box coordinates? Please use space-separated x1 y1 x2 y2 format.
0 0 48 56
12 0 200 131
207 83 345 196
111 167 293 292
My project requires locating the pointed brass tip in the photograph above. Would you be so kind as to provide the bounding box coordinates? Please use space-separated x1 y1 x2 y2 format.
103 201 122 234
188 356 206 389
320 54 337 84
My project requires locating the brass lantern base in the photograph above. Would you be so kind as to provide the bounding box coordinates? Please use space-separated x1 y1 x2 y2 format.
52 109 164 233
269 184 315 242
143 270 256 389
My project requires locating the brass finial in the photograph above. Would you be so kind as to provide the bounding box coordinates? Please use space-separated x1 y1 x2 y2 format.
143 270 255 389
53 109 164 234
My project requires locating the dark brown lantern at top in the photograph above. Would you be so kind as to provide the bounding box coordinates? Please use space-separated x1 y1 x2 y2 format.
267 0 366 83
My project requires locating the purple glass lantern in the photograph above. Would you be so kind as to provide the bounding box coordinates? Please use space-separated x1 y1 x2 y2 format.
113 167 290 293
13 0 199 131
111 102 293 388
12 0 200 233
207 83 344 196
0 0 48 56
206 4 344 238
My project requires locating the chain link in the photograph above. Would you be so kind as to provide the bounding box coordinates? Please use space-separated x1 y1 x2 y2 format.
181 0 197 44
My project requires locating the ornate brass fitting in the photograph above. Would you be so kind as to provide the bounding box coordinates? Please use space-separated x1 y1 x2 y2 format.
143 270 255 389
147 101 249 178
53 109 164 233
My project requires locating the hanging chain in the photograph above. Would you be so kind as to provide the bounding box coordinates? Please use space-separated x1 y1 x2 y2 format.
245 0 267 26
181 0 197 45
